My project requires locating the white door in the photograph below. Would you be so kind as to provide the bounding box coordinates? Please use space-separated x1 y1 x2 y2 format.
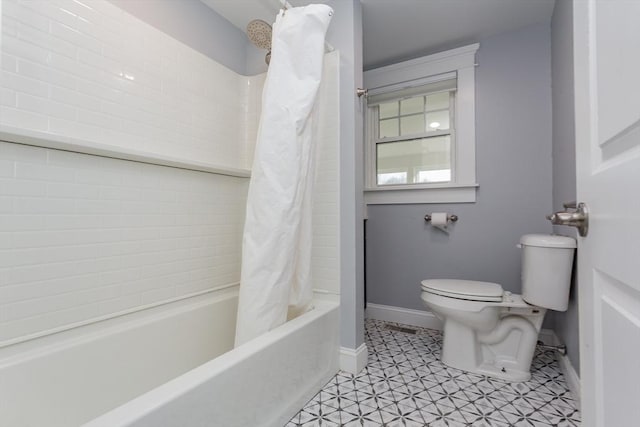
573 1 640 426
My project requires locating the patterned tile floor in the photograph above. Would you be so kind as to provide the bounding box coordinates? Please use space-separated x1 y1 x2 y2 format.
286 319 581 426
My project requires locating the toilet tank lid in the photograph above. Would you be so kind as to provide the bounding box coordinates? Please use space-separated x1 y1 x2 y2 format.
520 234 577 248
421 279 503 300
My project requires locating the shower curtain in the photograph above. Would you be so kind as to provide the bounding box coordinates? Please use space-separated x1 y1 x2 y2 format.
234 4 333 346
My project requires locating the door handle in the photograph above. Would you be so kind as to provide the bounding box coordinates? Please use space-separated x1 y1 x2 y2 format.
546 202 589 237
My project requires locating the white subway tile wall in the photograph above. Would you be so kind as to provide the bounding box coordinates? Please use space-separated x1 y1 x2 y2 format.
0 141 248 343
311 52 340 295
241 73 266 169
1 0 244 169
0 0 340 344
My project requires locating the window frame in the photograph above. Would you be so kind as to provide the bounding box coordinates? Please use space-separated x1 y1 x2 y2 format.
364 44 479 204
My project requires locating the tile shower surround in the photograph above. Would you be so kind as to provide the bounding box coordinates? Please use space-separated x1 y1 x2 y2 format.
0 0 252 344
0 141 248 343
0 0 340 344
287 319 581 426
1 0 257 169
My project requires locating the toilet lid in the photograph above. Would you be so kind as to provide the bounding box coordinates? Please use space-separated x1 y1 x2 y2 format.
421 279 504 302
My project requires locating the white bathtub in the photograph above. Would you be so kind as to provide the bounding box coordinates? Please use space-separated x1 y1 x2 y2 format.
0 287 340 427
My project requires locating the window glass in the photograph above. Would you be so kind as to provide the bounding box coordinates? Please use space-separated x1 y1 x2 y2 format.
379 102 398 119
417 169 451 183
400 114 425 135
376 136 451 185
378 92 452 138
377 172 407 186
379 118 399 138
426 92 449 111
426 110 450 131
400 96 424 115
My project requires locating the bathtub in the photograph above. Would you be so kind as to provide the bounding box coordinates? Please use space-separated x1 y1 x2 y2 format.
0 286 340 427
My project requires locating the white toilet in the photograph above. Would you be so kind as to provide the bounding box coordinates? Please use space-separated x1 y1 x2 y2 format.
420 234 576 382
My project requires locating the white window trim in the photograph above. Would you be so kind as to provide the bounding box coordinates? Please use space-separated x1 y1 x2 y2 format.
364 43 479 204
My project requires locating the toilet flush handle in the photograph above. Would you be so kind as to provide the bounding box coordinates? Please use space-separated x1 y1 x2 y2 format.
503 291 513 303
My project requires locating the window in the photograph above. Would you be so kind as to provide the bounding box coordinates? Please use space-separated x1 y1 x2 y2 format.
370 78 455 187
364 44 479 204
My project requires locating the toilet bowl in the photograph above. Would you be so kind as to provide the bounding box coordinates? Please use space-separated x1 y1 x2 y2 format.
420 234 576 382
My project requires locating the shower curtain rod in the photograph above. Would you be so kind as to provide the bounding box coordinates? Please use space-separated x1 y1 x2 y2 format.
279 0 335 52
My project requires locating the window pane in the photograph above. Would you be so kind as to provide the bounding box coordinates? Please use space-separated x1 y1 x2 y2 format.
400 114 425 135
426 110 450 131
400 96 424 115
426 92 449 111
379 101 398 119
417 169 451 183
377 136 451 185
379 118 399 138
377 172 407 186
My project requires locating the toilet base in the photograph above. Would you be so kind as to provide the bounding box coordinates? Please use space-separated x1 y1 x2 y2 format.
442 351 532 382
440 313 543 382
475 364 531 382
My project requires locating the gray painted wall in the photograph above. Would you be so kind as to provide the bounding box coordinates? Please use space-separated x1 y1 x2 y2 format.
246 45 269 76
550 0 580 374
366 25 553 313
108 0 250 75
322 0 366 351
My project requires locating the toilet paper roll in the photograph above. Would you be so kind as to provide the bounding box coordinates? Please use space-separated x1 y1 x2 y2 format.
431 212 449 234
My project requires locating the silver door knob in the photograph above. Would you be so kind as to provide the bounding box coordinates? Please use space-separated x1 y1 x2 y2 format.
546 202 589 237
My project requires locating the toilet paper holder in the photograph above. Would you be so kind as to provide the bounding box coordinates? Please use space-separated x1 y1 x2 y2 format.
424 213 458 223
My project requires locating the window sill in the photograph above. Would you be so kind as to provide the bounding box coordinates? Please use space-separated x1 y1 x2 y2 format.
364 183 478 205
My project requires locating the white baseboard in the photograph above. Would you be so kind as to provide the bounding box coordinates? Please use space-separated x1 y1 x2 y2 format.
558 352 581 410
340 343 368 375
365 303 443 330
536 328 581 409
547 339 581 412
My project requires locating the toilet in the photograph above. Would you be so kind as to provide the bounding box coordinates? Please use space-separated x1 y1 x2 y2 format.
420 234 576 382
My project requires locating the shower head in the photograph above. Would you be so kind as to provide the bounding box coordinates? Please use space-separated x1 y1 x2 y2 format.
246 19 272 50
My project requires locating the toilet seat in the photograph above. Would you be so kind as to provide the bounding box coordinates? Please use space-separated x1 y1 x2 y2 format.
421 279 503 302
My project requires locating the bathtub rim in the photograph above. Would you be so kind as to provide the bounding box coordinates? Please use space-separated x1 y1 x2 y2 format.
82 294 339 427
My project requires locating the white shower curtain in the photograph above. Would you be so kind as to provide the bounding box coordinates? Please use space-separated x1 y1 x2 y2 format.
234 5 333 346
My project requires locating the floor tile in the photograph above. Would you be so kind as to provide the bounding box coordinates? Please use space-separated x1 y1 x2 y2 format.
285 319 581 426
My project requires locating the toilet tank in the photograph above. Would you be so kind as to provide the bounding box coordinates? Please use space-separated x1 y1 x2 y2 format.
520 234 577 311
